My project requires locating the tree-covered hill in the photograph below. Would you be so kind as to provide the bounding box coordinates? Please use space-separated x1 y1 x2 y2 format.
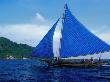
0 37 34 59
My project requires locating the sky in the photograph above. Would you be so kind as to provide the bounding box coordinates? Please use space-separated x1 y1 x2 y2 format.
0 0 110 49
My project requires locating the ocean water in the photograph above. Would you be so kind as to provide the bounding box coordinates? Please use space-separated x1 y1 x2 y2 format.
0 60 110 82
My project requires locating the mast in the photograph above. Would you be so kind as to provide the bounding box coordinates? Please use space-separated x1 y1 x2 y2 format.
58 4 67 58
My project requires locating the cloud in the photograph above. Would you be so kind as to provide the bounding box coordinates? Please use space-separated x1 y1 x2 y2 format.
0 23 60 47
98 32 110 44
36 13 46 22
31 13 52 26
31 13 49 25
91 25 110 45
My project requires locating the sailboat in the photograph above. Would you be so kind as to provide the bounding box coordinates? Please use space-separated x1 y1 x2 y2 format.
32 4 110 67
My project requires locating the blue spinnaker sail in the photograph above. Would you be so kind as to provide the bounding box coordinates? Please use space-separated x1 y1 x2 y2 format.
32 19 59 58
60 4 110 58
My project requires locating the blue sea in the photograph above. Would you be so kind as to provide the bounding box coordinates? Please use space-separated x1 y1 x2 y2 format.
0 60 110 82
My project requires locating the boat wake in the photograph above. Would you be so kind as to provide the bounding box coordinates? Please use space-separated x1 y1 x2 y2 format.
102 65 110 67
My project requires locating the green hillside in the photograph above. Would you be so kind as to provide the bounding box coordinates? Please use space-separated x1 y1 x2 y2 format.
0 37 34 59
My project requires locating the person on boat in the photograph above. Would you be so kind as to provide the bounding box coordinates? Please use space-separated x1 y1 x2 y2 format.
82 58 85 63
90 57 94 64
98 57 101 62
56 57 60 64
52 57 59 64
54 57 57 63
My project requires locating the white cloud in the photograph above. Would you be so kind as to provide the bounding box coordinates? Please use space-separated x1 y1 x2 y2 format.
91 25 110 45
0 13 54 47
98 32 110 44
0 24 51 47
36 13 46 22
33 13 50 25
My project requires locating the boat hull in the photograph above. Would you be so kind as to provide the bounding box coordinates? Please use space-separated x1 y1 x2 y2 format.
50 62 108 68
47 59 108 67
